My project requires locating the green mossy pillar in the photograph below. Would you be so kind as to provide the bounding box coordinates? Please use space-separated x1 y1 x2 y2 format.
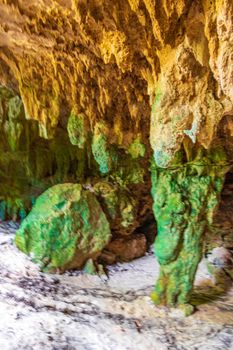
151 147 228 315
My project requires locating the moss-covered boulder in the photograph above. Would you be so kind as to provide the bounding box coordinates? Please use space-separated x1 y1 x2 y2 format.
15 183 111 272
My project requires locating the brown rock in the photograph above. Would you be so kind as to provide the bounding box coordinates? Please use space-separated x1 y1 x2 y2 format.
105 234 147 262
0 0 232 156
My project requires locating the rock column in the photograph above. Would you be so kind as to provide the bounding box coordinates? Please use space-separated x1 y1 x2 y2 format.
151 147 228 315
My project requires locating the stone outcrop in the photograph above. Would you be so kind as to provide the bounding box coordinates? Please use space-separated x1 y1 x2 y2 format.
15 183 111 272
0 0 233 312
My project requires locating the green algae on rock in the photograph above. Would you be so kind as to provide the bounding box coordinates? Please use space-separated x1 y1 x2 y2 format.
15 183 111 272
128 137 146 160
150 146 229 315
0 88 92 221
91 122 118 175
67 109 90 149
93 181 138 235
0 86 149 256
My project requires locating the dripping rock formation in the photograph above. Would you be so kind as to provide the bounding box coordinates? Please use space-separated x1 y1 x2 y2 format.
0 0 233 313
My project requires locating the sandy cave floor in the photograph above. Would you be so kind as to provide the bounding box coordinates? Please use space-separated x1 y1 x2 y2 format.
0 221 232 350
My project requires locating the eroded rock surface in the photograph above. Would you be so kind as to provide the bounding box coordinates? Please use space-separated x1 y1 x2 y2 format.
151 146 229 314
0 0 232 157
0 0 233 310
15 183 111 272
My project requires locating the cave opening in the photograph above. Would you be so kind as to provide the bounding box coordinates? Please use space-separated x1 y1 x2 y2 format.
205 169 233 256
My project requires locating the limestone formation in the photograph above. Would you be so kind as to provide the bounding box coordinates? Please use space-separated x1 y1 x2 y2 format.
151 145 229 315
15 183 111 272
0 0 233 313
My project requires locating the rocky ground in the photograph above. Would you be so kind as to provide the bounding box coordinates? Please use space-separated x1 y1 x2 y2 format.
0 221 232 350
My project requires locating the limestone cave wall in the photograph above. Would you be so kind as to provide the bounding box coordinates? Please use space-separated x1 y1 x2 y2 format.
0 0 233 270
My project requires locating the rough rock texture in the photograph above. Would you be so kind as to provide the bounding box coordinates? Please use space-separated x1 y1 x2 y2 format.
0 84 153 261
105 234 147 262
151 146 229 315
0 0 232 155
15 183 111 272
0 0 233 310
